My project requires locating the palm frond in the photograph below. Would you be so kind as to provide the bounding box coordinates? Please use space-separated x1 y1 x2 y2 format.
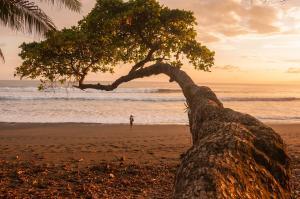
0 0 56 34
40 0 81 12
0 48 4 63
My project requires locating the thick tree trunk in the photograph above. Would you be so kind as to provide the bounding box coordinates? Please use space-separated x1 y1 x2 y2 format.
78 75 85 87
79 63 291 198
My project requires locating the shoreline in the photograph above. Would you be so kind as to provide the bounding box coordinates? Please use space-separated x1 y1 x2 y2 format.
1 121 300 126
1 121 299 124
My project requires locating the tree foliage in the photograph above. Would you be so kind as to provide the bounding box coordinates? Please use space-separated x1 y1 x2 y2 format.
17 0 215 86
80 0 214 71
16 27 114 88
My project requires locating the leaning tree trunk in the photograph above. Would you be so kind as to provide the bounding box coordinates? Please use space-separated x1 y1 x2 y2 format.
80 63 291 198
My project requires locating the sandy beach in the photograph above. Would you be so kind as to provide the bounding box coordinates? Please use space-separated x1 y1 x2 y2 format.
0 123 299 198
0 123 192 166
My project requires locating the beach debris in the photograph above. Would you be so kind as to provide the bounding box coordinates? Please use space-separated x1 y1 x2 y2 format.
120 156 126 162
17 170 24 175
0 160 176 198
0 157 299 198
109 173 115 178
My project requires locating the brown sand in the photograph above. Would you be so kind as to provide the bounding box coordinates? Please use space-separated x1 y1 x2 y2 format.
0 123 192 166
0 123 299 197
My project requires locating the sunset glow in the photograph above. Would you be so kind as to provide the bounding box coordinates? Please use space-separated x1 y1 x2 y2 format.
1 0 300 84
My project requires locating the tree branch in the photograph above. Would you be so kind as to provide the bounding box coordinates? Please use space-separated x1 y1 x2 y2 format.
76 62 223 109
78 62 192 89
129 48 157 73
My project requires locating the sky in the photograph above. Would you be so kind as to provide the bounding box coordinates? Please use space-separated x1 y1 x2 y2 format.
0 0 300 84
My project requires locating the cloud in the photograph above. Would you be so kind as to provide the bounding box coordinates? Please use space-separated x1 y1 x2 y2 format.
197 32 220 43
287 67 300 73
162 0 284 42
214 65 241 72
0 43 5 47
246 5 280 33
195 0 280 36
285 58 300 63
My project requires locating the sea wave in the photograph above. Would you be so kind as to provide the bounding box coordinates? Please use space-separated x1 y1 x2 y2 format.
0 87 287 94
0 87 183 93
0 96 185 102
221 97 300 102
1 95 300 102
1 86 300 102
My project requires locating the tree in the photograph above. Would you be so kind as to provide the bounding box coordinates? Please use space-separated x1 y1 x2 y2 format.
82 0 214 73
16 27 115 88
17 0 214 86
0 0 81 62
17 0 290 198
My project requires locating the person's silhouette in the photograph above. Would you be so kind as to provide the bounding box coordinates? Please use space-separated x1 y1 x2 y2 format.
129 115 134 128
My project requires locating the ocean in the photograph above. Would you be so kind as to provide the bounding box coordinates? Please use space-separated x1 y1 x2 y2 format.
0 80 299 124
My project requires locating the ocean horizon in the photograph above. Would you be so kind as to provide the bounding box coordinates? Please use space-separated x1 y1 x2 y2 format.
0 80 299 124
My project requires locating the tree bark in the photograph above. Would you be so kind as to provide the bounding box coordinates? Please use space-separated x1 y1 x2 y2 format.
78 75 85 86
79 62 291 198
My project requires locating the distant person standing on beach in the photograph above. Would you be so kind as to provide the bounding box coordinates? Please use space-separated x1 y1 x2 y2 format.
130 115 134 128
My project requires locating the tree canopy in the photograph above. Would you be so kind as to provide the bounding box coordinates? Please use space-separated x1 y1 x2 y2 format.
80 0 214 71
16 27 114 88
16 0 215 88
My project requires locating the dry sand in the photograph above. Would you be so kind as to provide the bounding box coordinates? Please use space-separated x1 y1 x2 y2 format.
0 123 299 198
